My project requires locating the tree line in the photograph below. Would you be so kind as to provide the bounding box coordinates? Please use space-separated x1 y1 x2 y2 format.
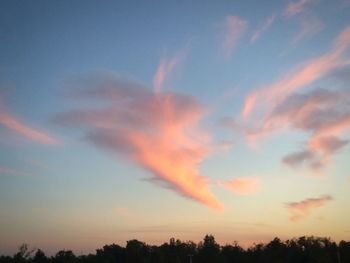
1 235 350 263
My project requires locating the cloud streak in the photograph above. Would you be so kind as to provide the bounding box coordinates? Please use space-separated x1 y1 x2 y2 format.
221 16 247 58
153 49 186 93
0 109 57 145
239 26 350 171
284 0 313 17
250 15 275 44
242 26 350 119
285 195 333 222
0 166 31 177
55 73 223 211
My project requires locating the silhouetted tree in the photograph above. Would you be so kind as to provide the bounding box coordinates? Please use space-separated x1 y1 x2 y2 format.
1 235 349 263
339 240 350 262
52 250 76 263
198 234 223 263
221 242 244 263
125 239 149 263
33 249 49 263
262 237 287 262
13 244 34 263
96 244 125 263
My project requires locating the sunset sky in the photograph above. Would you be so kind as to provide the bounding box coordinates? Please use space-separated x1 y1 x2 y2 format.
1 0 350 255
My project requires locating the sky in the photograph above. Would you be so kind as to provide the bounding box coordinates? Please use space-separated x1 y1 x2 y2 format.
1 0 350 255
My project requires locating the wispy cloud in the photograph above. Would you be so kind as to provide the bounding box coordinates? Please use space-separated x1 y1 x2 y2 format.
239 26 350 171
0 166 31 177
153 48 187 93
219 177 261 195
55 73 223 211
220 16 247 58
284 0 313 17
242 25 350 119
250 15 276 44
293 16 324 43
0 109 57 145
285 195 333 222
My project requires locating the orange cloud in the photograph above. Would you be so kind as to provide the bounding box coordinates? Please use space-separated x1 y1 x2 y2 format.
250 15 275 44
219 177 261 195
55 74 223 211
285 195 332 222
221 16 247 58
242 26 350 119
0 110 56 145
153 49 186 93
284 0 313 17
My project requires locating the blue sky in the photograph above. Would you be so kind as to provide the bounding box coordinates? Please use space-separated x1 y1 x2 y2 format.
1 0 350 255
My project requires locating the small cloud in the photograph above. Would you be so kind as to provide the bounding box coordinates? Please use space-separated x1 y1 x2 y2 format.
220 16 247 58
284 0 313 17
282 150 315 168
219 177 261 195
0 166 31 177
0 108 57 145
250 15 276 44
285 195 333 222
153 48 187 93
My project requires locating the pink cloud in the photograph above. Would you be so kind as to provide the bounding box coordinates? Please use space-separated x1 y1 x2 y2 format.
219 177 261 195
153 49 187 93
268 88 350 169
221 16 247 58
0 166 31 177
284 0 313 17
239 28 350 171
0 110 57 145
285 195 333 222
242 26 350 119
250 15 275 44
252 88 350 170
55 74 223 211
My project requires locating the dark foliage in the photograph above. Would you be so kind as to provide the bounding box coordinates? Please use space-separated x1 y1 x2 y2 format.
1 235 348 263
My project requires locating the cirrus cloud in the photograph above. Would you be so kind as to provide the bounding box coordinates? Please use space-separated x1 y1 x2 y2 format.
238 25 350 171
250 15 276 44
284 0 314 17
242 25 350 119
220 16 247 58
0 108 57 145
153 48 187 93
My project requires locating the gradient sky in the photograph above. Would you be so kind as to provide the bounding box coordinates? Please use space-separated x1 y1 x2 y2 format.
1 0 350 255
